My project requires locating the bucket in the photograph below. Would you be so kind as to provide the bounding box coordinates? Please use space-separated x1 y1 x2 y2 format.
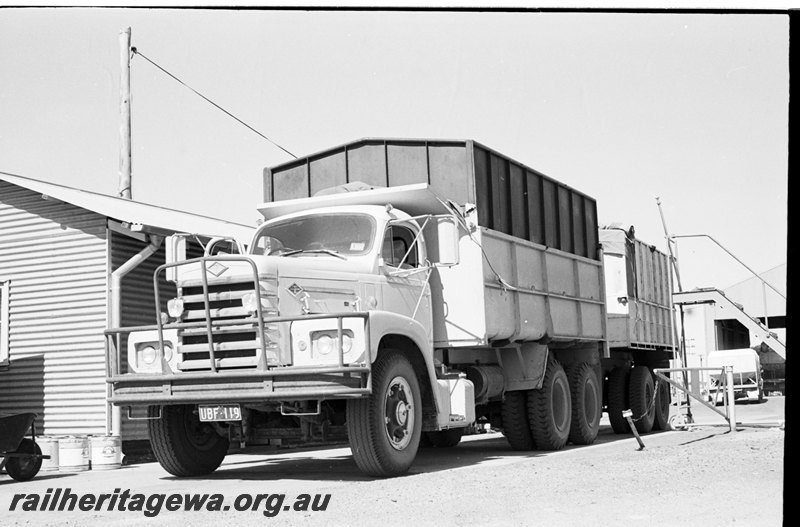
38 436 60 472
58 436 90 472
89 435 122 471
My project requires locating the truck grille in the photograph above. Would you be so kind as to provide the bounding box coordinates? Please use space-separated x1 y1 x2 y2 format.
177 281 279 371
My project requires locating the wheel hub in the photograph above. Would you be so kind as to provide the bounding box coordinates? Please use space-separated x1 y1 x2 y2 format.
384 376 414 451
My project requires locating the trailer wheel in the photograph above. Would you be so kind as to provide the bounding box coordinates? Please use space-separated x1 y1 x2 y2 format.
629 366 656 433
424 428 464 448
607 366 630 434
652 375 671 431
566 362 601 445
347 350 422 477
148 404 229 477
5 438 43 482
501 390 535 450
528 358 572 450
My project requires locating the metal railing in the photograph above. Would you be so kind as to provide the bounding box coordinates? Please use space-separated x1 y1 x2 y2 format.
654 366 738 432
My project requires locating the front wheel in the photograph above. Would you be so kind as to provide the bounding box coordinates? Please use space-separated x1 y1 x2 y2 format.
347 350 422 477
148 404 230 477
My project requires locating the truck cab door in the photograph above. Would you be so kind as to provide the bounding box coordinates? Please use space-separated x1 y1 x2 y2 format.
378 225 432 335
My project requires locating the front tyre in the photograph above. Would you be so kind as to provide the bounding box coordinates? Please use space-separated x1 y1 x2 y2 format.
148 404 229 477
347 350 422 477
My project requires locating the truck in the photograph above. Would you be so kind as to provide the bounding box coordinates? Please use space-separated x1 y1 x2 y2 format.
706 348 764 403
106 138 675 478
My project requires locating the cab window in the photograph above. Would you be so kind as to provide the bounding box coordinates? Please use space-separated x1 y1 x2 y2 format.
382 226 418 269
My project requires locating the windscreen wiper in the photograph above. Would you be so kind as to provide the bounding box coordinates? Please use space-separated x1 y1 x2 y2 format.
281 248 347 260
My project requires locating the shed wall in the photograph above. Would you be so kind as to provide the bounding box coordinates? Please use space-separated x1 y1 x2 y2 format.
0 181 108 435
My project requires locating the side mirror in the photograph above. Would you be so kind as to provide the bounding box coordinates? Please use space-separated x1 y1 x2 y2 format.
429 215 460 267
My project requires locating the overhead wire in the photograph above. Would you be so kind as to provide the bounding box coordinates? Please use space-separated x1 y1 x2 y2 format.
131 47 297 159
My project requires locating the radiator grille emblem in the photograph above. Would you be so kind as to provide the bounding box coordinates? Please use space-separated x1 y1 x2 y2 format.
206 262 228 277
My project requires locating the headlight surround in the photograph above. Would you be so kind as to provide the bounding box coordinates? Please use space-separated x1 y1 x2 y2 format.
290 318 365 367
128 329 179 373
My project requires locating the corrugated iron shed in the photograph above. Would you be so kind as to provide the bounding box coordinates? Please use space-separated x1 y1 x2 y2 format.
0 172 254 440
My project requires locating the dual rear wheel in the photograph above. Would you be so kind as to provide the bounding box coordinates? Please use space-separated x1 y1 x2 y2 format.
607 364 671 435
502 358 601 451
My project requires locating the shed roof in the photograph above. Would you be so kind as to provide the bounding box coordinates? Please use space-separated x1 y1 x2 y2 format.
0 172 255 242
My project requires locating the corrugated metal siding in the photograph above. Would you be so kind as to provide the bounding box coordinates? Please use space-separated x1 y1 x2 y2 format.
0 181 108 435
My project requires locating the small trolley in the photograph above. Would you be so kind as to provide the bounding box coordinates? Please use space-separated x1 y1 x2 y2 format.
0 413 49 481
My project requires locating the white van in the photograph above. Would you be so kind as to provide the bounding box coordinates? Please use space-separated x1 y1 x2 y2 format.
706 348 764 403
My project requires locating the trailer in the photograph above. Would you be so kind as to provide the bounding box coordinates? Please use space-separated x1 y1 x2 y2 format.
106 138 675 477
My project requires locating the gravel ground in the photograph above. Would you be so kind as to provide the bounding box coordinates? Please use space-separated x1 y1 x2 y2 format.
2 398 785 527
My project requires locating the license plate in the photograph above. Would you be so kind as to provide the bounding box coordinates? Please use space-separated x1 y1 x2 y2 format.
198 404 242 422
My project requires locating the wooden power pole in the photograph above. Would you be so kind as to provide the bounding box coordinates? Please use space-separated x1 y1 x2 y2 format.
118 27 132 199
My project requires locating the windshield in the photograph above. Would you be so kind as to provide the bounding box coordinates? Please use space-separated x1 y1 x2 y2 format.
251 213 376 257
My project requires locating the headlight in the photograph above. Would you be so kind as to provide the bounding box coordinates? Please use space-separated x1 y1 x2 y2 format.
163 342 173 362
167 298 185 318
314 335 334 355
310 330 355 357
241 292 257 312
140 345 157 365
242 291 270 314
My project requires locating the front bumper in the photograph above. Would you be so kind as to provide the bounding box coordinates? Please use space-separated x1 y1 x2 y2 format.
106 312 372 406
107 365 371 405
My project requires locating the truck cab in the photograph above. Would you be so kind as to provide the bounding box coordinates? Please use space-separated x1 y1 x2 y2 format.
111 184 470 478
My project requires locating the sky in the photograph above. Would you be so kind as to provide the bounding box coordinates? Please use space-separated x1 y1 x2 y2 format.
0 7 789 292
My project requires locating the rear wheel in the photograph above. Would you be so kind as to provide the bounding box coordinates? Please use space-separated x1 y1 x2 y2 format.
607 366 630 434
5 438 42 482
148 404 230 477
653 374 671 431
347 350 422 477
629 366 656 433
501 390 535 450
567 362 601 445
527 358 571 450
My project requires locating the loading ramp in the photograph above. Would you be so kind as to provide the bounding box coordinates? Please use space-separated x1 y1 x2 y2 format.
672 287 785 360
